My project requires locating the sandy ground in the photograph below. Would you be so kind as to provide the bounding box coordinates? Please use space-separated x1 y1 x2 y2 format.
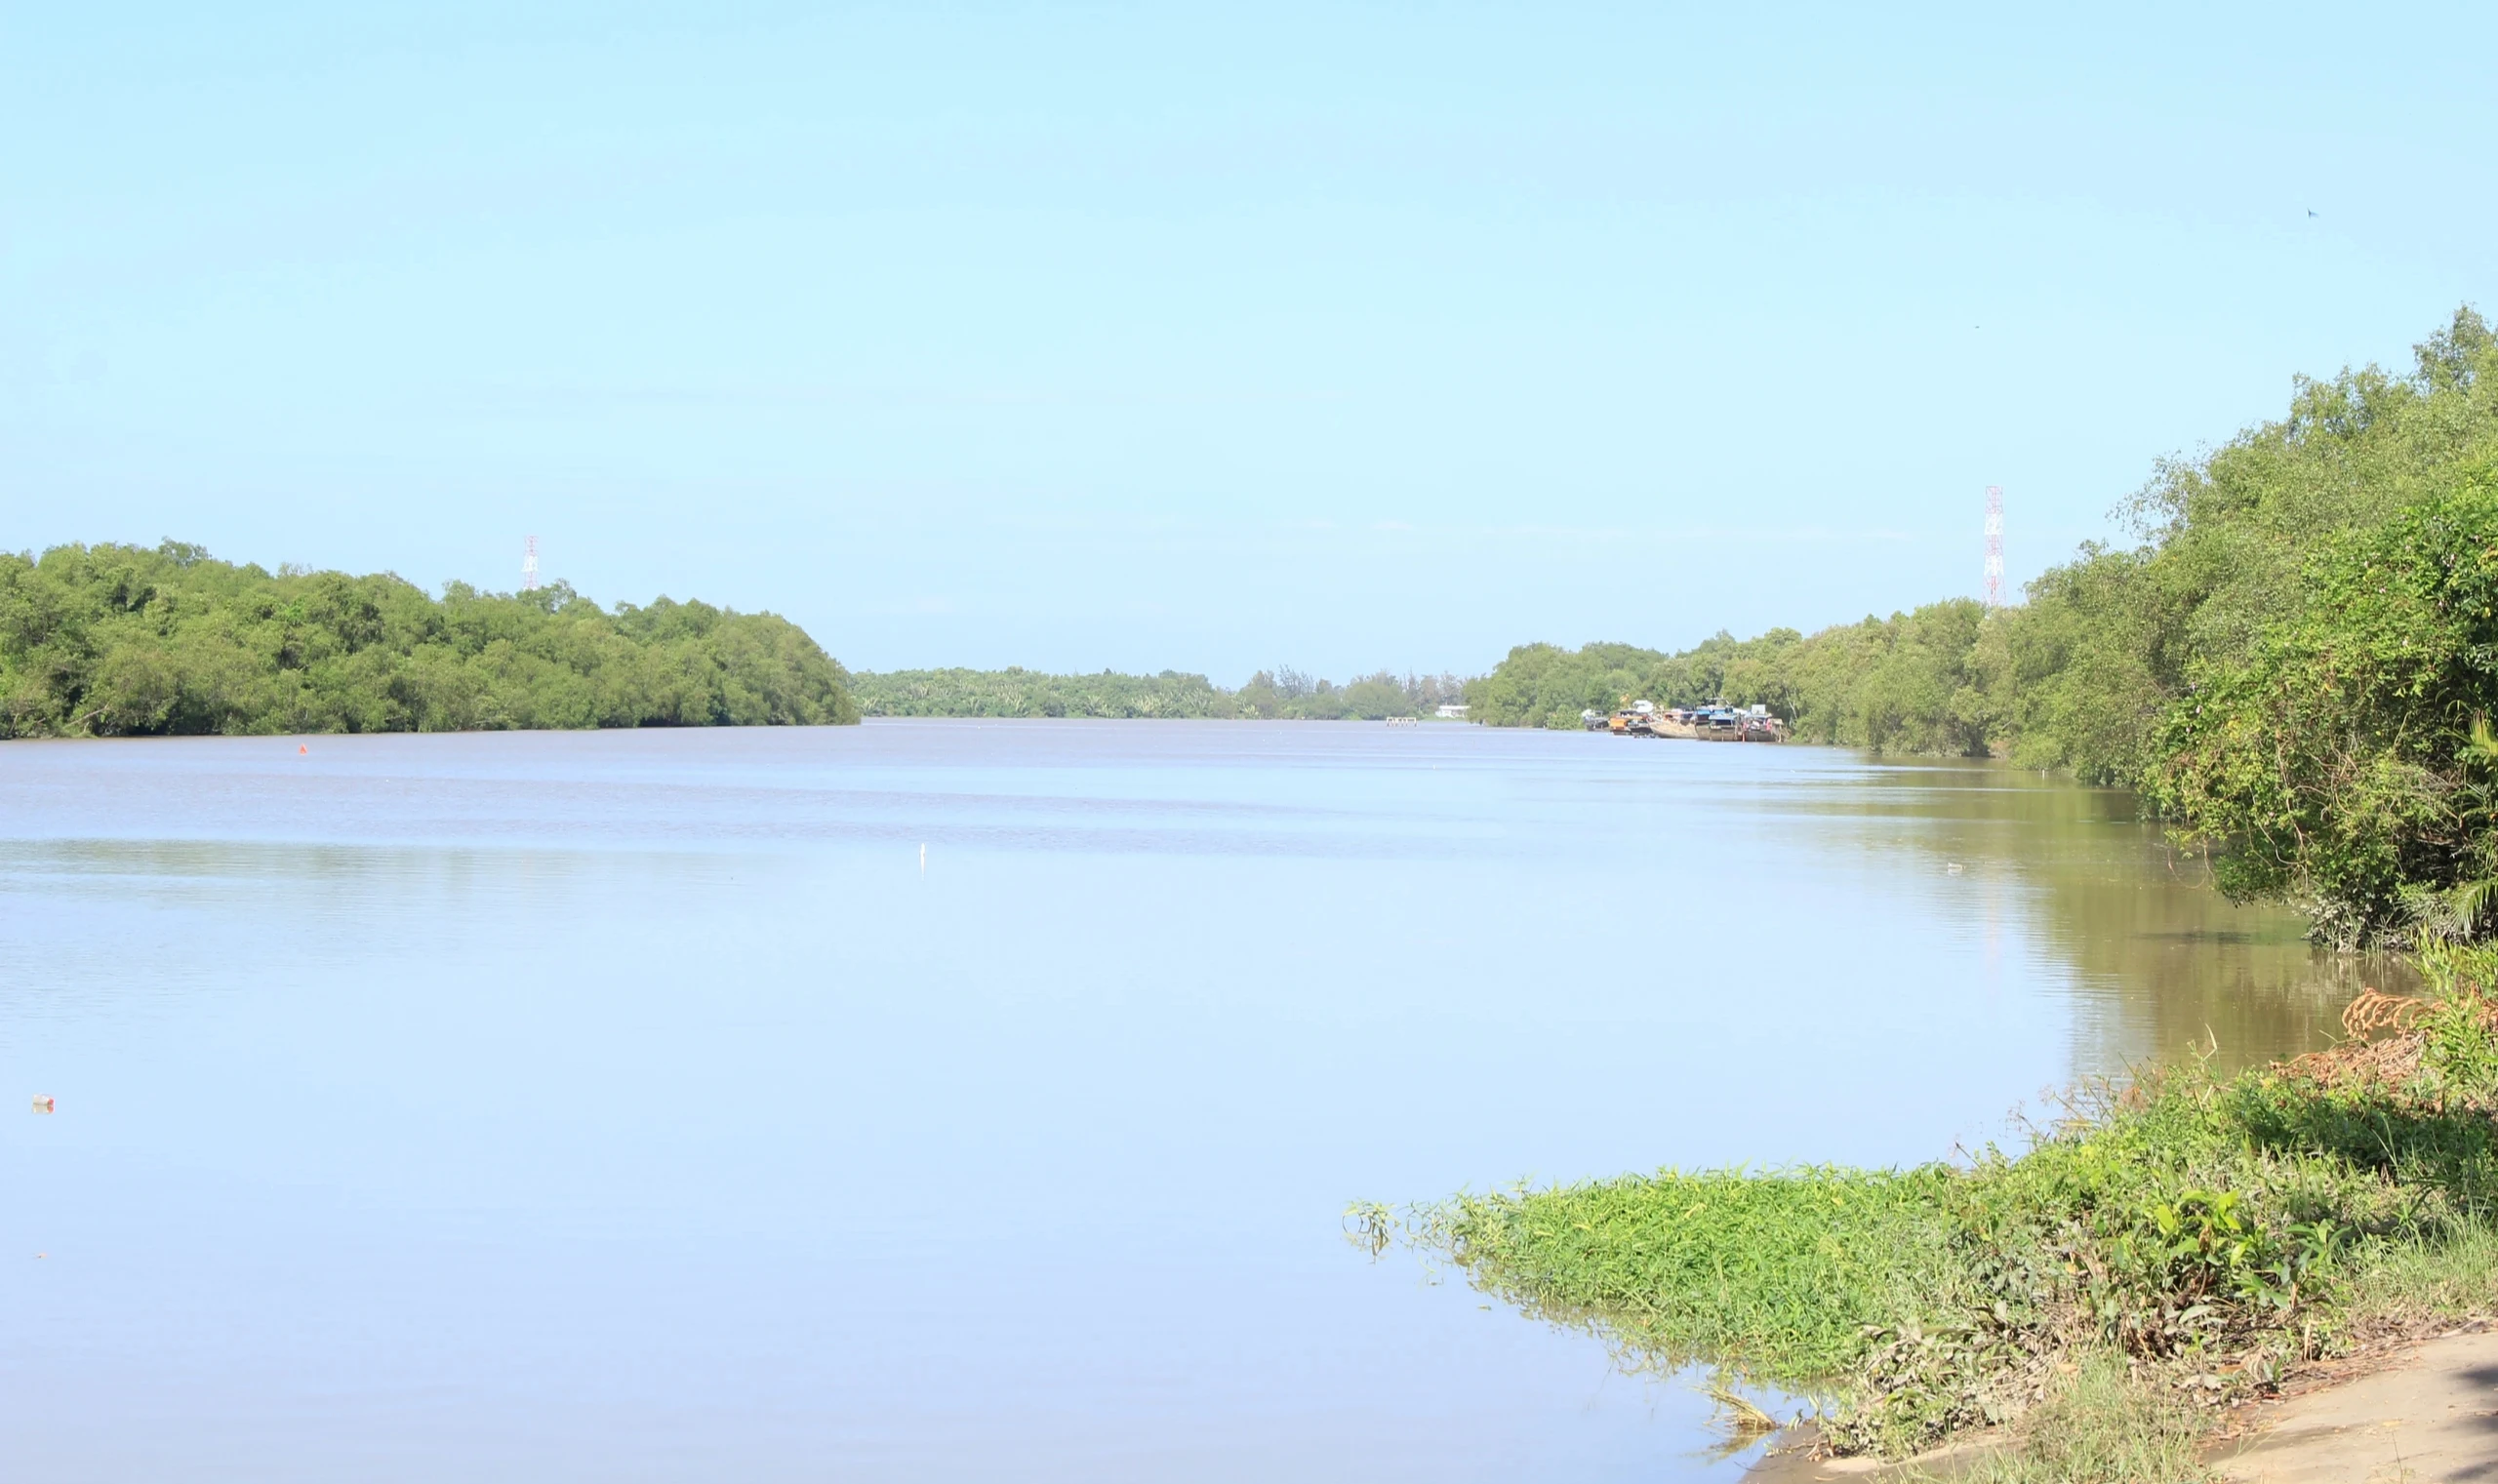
1742 1325 2498 1482
2209 1326 2498 1483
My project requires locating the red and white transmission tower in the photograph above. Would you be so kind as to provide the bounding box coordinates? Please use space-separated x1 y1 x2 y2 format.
1983 487 2004 609
522 536 541 592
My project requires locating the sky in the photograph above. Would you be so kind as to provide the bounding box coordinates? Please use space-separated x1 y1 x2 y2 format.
6 2 2495 682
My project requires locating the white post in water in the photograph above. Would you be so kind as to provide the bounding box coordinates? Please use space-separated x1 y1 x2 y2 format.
1983 487 2004 609
522 536 541 592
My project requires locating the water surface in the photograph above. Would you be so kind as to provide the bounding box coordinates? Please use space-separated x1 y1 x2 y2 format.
0 723 2383 1480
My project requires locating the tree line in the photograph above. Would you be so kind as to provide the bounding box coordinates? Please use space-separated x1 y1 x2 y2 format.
849 666 1471 720
0 541 859 737
1468 308 2498 945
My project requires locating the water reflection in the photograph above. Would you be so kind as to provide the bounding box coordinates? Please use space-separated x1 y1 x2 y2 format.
0 727 2405 1484
1780 759 2401 1074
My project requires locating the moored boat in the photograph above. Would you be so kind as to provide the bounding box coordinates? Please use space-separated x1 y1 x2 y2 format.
1599 701 1783 742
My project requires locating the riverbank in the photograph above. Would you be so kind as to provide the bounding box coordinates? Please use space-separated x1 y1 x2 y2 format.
1745 1317 2498 1481
846 665 1471 719
1388 945 2498 1482
2207 1320 2498 1482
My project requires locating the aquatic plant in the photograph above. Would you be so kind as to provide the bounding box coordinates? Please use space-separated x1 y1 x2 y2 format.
1389 946 2498 1463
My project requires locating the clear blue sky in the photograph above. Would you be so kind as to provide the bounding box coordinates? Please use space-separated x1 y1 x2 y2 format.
7 3 2493 681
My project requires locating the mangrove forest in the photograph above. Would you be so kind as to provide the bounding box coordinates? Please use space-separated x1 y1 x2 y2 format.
1469 307 2498 946
0 541 858 737
849 665 1471 721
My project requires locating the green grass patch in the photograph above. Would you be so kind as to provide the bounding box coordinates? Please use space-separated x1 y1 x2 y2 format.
1944 1351 2213 1484
2342 1221 2498 1320
1416 1166 1964 1387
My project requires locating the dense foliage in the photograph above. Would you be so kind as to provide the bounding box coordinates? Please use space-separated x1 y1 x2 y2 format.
2151 471 2498 946
850 665 1471 720
1388 948 2498 1462
851 666 1229 718
0 541 858 736
1465 604 1996 754
1469 308 2498 940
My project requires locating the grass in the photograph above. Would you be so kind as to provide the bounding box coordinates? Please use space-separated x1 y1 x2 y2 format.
1943 1352 2213 1484
1408 1164 1966 1387
2345 1222 2498 1317
1386 945 2498 1475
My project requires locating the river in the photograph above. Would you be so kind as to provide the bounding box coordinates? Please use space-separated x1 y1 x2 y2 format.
0 721 2393 1481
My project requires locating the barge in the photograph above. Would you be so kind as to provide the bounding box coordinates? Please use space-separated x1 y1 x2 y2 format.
1585 701 1784 742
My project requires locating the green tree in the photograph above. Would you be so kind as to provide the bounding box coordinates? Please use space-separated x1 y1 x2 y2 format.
0 542 857 737
2148 466 2498 946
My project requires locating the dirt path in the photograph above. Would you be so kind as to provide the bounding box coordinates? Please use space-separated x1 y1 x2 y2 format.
1743 1328 2498 1482
2210 1327 2498 1483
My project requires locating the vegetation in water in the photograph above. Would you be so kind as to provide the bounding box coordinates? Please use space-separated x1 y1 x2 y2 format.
0 541 858 736
849 665 1471 720
1379 945 2498 1471
1467 308 2498 943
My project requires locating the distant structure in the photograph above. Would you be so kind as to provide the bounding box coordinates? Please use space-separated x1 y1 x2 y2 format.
522 536 541 592
1983 486 2004 609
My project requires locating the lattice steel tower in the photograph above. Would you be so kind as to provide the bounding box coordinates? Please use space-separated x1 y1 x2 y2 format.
522 536 541 592
1983 487 2004 609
